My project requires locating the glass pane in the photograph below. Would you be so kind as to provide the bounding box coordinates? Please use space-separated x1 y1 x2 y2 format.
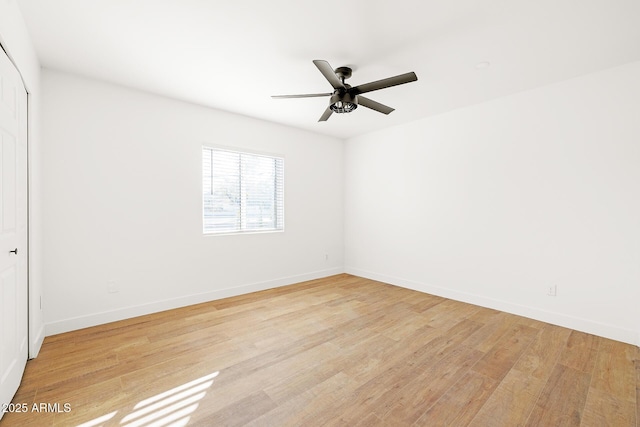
242 154 276 230
203 149 240 232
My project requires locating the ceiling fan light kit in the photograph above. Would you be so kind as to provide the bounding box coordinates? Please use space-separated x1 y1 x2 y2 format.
272 60 417 122
329 93 357 113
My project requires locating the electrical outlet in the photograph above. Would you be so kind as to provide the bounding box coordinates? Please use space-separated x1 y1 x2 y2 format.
107 280 119 294
547 285 557 297
325 254 329 261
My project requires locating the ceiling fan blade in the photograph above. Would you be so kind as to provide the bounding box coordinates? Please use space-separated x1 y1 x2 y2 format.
318 106 333 122
313 60 345 90
357 96 395 115
271 93 332 99
350 72 417 95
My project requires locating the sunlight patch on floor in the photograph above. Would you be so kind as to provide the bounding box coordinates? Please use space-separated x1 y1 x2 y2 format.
120 371 219 427
76 411 118 427
75 371 219 427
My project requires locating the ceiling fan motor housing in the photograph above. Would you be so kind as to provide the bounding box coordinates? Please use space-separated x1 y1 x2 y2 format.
330 92 357 113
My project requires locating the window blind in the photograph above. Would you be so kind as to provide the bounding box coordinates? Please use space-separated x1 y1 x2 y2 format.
203 147 284 234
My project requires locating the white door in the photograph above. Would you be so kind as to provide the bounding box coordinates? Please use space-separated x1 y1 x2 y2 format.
0 46 28 415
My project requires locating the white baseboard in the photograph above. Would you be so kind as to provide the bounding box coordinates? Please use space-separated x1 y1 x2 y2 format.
29 324 45 358
45 267 344 336
346 267 639 346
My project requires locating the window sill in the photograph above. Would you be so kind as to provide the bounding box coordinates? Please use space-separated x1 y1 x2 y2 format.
203 229 284 237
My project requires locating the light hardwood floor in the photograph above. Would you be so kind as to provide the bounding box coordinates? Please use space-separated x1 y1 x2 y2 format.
3 274 639 426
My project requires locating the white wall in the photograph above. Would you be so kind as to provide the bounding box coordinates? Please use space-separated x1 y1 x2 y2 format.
0 0 45 357
42 70 344 334
345 61 640 345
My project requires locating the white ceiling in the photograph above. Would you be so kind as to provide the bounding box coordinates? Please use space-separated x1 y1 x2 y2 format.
16 0 640 139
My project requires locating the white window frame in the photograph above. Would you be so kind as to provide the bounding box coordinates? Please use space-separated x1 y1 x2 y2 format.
202 145 284 235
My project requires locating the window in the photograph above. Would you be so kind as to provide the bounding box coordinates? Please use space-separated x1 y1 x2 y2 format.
202 146 284 234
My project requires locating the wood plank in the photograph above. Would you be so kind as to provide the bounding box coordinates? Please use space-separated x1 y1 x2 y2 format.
338 331 412 384
469 368 545 427
421 298 481 329
192 391 277 426
513 323 572 379
353 412 386 427
0 408 57 427
41 377 125 426
380 346 485 425
472 323 538 381
580 388 635 427
416 370 498 426
558 330 601 373
469 324 572 426
525 364 591 427
246 372 359 427
259 342 344 403
466 306 502 324
463 311 518 352
406 293 446 313
590 338 636 402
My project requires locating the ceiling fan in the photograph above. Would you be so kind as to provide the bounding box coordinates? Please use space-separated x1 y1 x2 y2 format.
272 60 418 122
